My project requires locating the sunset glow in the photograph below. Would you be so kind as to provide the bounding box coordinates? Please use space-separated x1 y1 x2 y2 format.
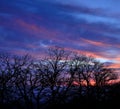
0 0 120 76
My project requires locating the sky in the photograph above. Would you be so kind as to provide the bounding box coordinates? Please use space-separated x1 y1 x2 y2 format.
0 0 120 71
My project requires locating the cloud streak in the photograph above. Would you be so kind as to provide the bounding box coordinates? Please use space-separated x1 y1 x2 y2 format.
0 0 120 71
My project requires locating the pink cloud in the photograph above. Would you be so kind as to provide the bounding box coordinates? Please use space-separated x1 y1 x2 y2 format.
15 19 60 38
81 38 110 47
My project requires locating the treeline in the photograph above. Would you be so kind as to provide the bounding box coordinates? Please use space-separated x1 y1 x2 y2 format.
0 47 119 109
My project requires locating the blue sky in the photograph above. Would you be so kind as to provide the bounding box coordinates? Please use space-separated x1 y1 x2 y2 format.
0 0 120 69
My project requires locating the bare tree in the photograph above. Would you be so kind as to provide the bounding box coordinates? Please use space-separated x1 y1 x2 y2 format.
90 61 118 100
69 54 118 99
0 53 15 105
0 47 118 109
12 55 37 109
69 54 94 96
92 61 117 86
0 53 48 109
0 53 32 108
37 46 70 105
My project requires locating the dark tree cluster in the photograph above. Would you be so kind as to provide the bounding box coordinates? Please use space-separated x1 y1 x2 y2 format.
0 47 119 109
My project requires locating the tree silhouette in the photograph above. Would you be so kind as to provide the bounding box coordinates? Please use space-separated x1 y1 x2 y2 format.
37 46 70 105
0 53 15 105
65 53 118 102
0 47 119 109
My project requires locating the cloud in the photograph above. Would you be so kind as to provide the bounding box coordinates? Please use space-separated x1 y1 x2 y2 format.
0 0 120 72
81 38 109 47
80 38 120 49
56 3 105 16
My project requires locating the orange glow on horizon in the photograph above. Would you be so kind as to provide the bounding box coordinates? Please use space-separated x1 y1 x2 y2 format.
107 63 120 69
